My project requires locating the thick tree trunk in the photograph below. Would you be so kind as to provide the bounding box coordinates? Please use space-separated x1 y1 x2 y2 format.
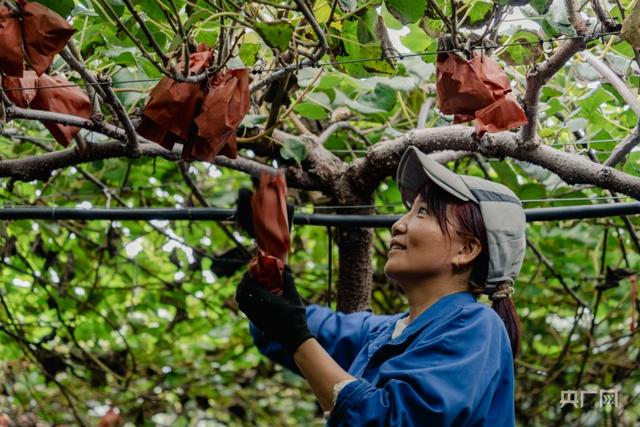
332 172 377 313
335 226 373 313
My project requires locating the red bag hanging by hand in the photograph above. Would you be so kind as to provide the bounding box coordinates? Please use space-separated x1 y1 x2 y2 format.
248 171 291 295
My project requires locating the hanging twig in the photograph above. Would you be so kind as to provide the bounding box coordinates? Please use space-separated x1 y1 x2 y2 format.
526 239 589 308
96 74 140 155
121 0 171 66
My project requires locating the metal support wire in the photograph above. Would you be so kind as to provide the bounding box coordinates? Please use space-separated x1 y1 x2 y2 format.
0 202 639 224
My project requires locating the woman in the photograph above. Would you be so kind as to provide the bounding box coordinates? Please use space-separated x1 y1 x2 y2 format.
236 146 526 426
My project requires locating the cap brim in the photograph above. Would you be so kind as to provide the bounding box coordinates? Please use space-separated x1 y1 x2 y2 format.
396 146 478 207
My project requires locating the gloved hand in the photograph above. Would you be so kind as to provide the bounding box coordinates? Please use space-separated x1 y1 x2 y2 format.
236 266 312 353
235 188 295 238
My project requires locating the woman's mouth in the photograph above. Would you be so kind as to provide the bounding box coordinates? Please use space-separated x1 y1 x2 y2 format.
389 240 406 252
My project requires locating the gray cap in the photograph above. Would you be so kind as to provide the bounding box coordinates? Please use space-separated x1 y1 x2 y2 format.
396 146 526 291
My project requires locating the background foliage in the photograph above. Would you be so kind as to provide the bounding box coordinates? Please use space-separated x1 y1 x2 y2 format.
0 0 639 425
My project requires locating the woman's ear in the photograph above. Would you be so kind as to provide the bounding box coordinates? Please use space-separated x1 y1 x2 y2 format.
452 237 482 268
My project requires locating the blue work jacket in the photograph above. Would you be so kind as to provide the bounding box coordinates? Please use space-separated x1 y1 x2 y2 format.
250 291 515 426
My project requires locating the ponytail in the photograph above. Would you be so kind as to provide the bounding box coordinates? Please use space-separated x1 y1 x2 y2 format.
491 296 521 359
470 280 521 360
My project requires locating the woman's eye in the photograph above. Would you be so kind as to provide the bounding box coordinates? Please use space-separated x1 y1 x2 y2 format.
418 207 428 215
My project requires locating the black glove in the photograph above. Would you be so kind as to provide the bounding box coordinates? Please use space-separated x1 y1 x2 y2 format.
235 188 295 238
236 266 312 353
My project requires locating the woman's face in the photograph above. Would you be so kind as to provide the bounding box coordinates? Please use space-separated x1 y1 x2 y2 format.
384 194 463 285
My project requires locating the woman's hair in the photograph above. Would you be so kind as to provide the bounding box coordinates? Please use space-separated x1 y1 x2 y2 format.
418 182 521 359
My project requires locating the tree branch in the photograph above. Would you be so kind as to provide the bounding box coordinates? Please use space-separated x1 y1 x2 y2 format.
317 121 359 146
121 0 170 66
96 75 140 155
293 0 329 52
521 38 586 143
60 44 103 117
7 100 640 200
565 0 588 34
0 139 178 181
581 50 640 116
520 0 594 144
250 1 328 93
604 121 640 167
354 126 640 199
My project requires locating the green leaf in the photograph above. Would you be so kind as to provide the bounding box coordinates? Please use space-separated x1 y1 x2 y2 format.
239 43 261 67
357 9 378 44
33 0 75 17
241 114 266 127
335 19 395 77
254 21 295 51
499 30 543 65
91 0 126 24
462 1 494 28
359 83 396 111
385 0 427 24
497 0 530 5
490 162 519 189
540 0 576 37
314 0 333 23
293 102 329 120
573 63 600 81
578 87 615 122
280 137 309 163
138 0 166 21
338 0 357 12
400 23 431 52
529 0 552 14
317 74 343 90
194 26 219 47
518 183 547 200
381 2 404 30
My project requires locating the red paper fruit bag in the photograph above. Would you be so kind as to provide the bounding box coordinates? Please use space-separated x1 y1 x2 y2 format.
248 171 291 294
2 70 38 107
137 47 214 151
436 51 527 136
0 4 24 76
189 68 250 162
22 0 76 75
31 73 92 146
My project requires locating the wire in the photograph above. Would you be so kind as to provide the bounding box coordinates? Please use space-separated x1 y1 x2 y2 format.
2 193 632 210
296 196 632 211
0 202 638 223
0 31 622 94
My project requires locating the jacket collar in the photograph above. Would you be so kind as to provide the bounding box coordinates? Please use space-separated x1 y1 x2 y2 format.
369 292 477 355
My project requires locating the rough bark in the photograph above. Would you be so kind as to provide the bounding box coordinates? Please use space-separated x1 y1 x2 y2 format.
335 225 374 313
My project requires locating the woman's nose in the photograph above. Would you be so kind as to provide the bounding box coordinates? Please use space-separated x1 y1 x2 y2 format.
391 216 407 236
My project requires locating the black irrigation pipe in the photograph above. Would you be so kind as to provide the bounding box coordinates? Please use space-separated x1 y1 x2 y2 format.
0 202 639 226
